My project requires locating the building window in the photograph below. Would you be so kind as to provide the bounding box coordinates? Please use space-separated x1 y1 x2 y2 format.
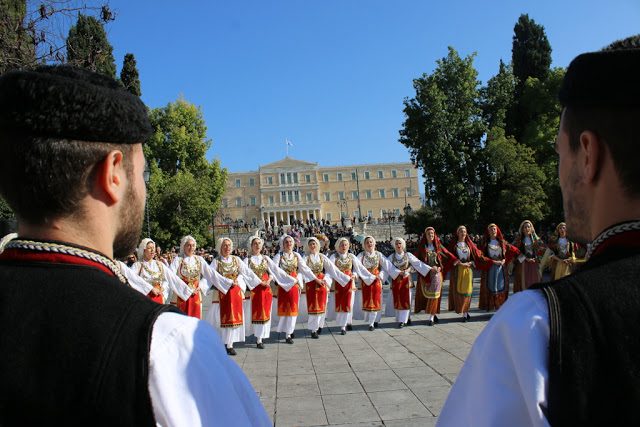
326 213 332 221
364 171 370 180
365 190 372 199
392 188 399 198
379 189 385 199
351 191 359 200
221 199 228 208
305 174 311 183
250 196 256 206
280 173 285 184
251 217 257 224
324 192 330 202
351 172 357 180
293 173 298 183
249 178 255 186
367 210 373 218
378 170 383 179
338 191 345 200
323 173 329 182
267 176 273 185
392 170 397 178
405 169 410 178
281 191 286 203
235 178 241 187
236 197 242 207
353 211 360 219
268 195 274 204
294 191 300 202
394 208 400 216
306 193 312 201
337 173 342 181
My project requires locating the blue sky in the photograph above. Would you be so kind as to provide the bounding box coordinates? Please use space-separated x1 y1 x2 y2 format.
106 0 638 184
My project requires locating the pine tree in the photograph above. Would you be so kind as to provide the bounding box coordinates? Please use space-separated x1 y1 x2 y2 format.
120 53 141 96
66 13 116 79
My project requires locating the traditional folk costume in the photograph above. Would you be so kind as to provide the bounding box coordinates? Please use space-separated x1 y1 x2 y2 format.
414 228 458 325
512 220 546 292
386 237 431 327
357 237 401 329
244 237 297 347
330 237 376 334
133 239 193 305
547 222 584 280
302 237 352 337
272 236 317 342
478 224 520 311
447 227 490 321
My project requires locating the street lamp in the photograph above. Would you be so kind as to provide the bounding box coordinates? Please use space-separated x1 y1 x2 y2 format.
403 203 413 240
384 209 394 240
224 215 232 236
143 162 151 238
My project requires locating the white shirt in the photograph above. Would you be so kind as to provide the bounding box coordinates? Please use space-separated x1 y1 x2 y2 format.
437 290 550 427
149 313 271 426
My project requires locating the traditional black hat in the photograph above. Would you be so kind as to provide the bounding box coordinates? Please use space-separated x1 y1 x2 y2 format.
559 48 640 108
0 66 152 143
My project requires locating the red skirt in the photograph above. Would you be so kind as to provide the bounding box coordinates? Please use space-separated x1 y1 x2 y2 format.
147 289 164 304
306 274 328 315
362 278 382 312
335 279 354 313
278 284 300 316
177 292 202 319
391 275 411 310
252 273 273 323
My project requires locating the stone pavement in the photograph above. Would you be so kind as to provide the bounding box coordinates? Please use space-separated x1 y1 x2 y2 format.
225 274 495 427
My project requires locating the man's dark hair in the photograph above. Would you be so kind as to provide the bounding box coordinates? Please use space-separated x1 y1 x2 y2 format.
0 65 152 225
559 36 640 197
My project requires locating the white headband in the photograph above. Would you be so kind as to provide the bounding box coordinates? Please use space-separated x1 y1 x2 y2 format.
179 235 196 257
137 238 155 261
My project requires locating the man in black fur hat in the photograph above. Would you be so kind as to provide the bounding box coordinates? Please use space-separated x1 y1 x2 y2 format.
438 36 640 426
0 66 271 425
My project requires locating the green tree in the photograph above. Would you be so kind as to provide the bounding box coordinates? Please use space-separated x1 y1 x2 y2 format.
0 195 15 219
66 13 116 78
399 47 487 231
120 52 141 96
145 97 228 249
479 128 547 231
403 206 446 238
480 60 515 131
0 1 114 74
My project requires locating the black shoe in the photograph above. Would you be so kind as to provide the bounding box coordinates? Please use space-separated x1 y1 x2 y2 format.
291 332 295 338
398 322 404 328
462 316 468 323
368 325 374 331
428 320 434 326
346 324 353 331
434 316 440 324
466 313 471 320
373 322 379 328
257 342 265 349
407 318 412 326
311 331 319 339
317 327 323 335
286 337 293 344
341 329 346 335
226 348 237 355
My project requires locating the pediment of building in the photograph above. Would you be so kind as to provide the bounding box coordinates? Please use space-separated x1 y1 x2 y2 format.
260 156 317 170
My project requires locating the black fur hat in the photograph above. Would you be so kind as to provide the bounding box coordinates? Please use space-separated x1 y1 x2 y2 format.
559 48 640 109
0 66 152 143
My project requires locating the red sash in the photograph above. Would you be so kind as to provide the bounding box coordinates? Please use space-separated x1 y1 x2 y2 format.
392 275 411 310
306 273 328 315
220 284 244 328
362 268 381 312
251 273 273 323
335 270 353 313
278 270 299 316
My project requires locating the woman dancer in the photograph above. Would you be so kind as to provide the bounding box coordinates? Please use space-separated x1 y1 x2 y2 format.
511 220 545 292
206 237 261 355
303 237 351 338
547 222 582 280
272 235 320 344
414 227 457 326
447 226 489 322
357 236 400 330
478 224 520 311
170 235 233 319
133 238 192 304
387 237 431 328
330 237 376 335
244 236 296 348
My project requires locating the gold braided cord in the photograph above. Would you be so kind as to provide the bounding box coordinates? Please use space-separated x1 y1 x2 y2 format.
392 252 410 270
217 256 239 279
5 239 127 284
279 253 298 274
142 260 163 288
306 255 324 275
179 256 201 281
361 252 380 270
335 254 352 272
248 256 269 277
585 219 640 261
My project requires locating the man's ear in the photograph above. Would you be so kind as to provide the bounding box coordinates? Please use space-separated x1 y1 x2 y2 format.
94 150 125 206
579 130 604 184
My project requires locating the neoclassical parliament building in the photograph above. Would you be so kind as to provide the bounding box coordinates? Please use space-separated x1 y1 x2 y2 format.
220 157 421 227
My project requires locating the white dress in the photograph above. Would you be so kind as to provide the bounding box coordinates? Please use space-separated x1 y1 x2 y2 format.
272 251 316 335
244 254 297 339
132 259 193 303
329 252 377 328
301 253 351 332
204 255 261 347
386 251 431 323
357 250 401 325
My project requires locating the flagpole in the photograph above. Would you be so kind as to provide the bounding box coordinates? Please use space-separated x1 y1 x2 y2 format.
286 137 288 156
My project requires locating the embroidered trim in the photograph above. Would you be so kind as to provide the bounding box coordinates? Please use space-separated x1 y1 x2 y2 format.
6 239 127 284
585 219 640 260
